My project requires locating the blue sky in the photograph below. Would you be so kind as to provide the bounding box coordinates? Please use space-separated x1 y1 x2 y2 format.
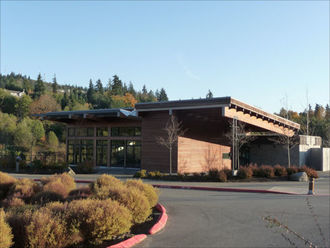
1 1 329 113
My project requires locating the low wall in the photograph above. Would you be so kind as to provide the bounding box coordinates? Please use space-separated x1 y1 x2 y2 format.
177 136 231 173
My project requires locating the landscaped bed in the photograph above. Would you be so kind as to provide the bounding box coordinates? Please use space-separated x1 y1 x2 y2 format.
134 165 319 182
0 172 159 248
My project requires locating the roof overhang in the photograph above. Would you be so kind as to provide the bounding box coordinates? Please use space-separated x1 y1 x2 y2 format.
36 108 139 122
136 96 300 137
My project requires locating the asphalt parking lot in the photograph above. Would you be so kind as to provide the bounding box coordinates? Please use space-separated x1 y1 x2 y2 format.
138 189 330 248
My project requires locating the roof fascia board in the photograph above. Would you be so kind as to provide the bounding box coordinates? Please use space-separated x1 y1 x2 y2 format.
136 104 229 113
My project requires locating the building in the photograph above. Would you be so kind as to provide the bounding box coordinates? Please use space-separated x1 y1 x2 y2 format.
39 97 303 173
6 89 26 98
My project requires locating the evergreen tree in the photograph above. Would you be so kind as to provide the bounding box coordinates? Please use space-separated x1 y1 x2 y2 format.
87 79 95 103
33 73 45 99
142 85 147 95
52 74 58 94
96 79 104 94
206 90 213 99
128 82 136 97
112 75 123 95
158 88 168 101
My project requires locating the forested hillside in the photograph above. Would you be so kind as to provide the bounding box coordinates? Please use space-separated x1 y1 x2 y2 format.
0 72 168 161
0 72 168 114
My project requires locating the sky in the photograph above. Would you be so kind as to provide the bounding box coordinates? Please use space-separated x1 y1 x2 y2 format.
1 1 329 113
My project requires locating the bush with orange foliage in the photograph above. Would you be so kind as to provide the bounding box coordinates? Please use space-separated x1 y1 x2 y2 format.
41 173 76 198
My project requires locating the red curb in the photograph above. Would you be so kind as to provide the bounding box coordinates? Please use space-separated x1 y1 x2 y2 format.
148 203 168 235
151 184 298 195
107 234 147 248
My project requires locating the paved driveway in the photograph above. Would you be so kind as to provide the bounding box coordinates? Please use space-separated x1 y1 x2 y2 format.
138 189 329 248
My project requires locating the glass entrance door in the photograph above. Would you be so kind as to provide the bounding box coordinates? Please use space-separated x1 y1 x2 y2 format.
111 140 125 167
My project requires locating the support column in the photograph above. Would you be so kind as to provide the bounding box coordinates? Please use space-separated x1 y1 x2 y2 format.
93 127 96 167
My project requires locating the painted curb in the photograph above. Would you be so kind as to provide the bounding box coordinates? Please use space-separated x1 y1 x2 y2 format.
148 203 168 235
151 184 298 195
107 234 147 248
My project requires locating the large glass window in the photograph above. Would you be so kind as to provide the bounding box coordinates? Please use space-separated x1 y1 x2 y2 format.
67 140 75 163
111 127 141 137
76 128 94 137
126 141 141 168
81 140 94 162
68 128 75 137
96 140 107 166
111 140 125 167
97 127 108 137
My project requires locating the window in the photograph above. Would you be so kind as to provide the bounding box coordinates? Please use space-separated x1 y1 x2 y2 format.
76 128 94 137
126 140 141 168
97 127 108 137
111 140 125 167
111 127 141 137
81 140 94 162
96 140 107 166
67 140 75 163
222 153 230 159
68 128 75 137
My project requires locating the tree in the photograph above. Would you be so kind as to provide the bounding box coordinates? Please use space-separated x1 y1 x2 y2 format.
14 120 33 151
112 75 123 96
157 115 185 175
52 74 58 94
87 79 95 104
0 112 17 147
128 82 136 97
33 73 45 99
314 104 325 120
15 94 32 119
224 119 256 171
95 79 104 94
206 90 213 99
30 95 61 114
48 131 59 152
269 130 299 168
157 88 168 102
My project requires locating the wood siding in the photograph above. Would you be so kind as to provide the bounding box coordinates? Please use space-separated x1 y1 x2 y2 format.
140 111 178 172
178 136 231 173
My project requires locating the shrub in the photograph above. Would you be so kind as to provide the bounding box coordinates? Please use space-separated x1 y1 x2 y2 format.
147 171 163 178
77 160 94 173
31 191 64 205
0 172 17 200
0 156 15 169
25 208 73 248
208 169 219 180
237 166 253 179
223 169 233 180
286 166 299 176
125 179 159 207
6 208 33 248
105 185 151 224
7 178 40 202
67 187 91 201
218 170 227 182
41 173 76 197
67 199 132 245
90 174 124 199
0 208 13 248
259 165 275 178
1 197 25 208
134 169 147 178
274 165 287 177
299 166 319 179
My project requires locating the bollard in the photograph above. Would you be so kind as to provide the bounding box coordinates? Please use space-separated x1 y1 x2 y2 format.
308 177 315 195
